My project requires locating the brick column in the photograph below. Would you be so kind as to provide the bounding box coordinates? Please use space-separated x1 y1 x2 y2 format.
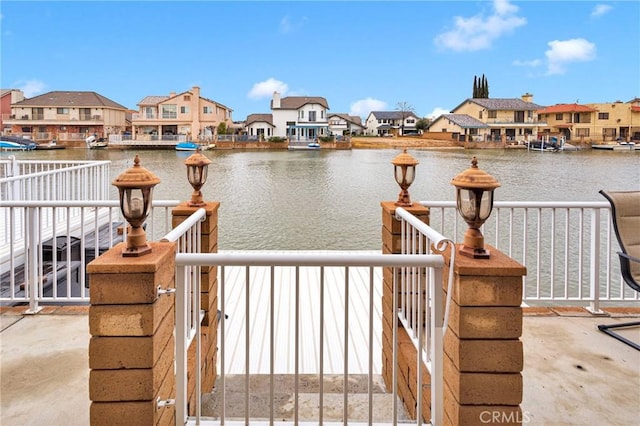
88 241 177 426
442 244 526 425
381 201 430 421
171 201 219 412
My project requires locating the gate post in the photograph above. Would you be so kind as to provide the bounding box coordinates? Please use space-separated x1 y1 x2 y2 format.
442 245 526 425
381 201 431 421
172 201 220 411
87 241 177 426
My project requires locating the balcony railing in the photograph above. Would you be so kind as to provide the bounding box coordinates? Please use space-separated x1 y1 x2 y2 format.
420 200 639 312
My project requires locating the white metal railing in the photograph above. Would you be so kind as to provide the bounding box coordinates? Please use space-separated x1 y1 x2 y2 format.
174 251 445 425
0 157 111 201
420 200 640 312
0 200 180 312
161 209 206 425
394 207 454 402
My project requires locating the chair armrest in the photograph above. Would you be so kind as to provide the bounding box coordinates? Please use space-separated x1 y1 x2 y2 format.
617 252 640 293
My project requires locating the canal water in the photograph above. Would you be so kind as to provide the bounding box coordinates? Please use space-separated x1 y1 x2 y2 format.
6 148 639 250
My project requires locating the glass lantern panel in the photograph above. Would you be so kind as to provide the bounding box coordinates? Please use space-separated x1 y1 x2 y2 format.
478 190 493 220
405 166 415 185
458 189 476 219
394 166 404 185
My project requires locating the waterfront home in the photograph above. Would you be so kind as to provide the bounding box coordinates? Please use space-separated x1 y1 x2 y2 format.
364 110 420 136
2 90 127 146
538 99 640 143
429 93 546 143
246 91 330 142
130 86 233 143
328 112 365 136
243 113 275 140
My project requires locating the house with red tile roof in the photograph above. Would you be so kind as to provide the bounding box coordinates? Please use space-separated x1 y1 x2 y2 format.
537 99 640 142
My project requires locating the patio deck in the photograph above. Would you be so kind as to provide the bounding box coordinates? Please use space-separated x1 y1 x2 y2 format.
1 307 639 425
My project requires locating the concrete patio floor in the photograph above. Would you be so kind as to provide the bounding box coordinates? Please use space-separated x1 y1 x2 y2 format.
1 306 638 426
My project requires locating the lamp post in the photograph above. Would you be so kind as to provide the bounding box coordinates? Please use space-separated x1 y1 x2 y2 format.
450 156 500 259
391 148 419 206
184 149 211 207
112 155 160 257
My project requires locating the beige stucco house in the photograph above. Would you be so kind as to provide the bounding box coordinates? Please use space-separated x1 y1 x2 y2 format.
537 99 640 142
3 91 127 143
131 86 232 142
430 93 547 142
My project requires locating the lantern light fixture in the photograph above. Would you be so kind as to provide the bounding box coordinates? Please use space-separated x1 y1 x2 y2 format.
450 156 500 259
112 155 160 257
184 148 212 207
391 148 419 207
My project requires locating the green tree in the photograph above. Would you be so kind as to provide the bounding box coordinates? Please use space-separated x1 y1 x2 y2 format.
472 75 490 98
217 122 228 135
416 117 430 132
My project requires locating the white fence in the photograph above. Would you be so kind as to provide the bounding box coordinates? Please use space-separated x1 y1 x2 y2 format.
421 200 639 312
175 250 445 425
0 200 180 312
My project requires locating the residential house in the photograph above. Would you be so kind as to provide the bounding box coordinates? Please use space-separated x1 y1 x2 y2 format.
3 91 127 143
1 89 25 134
266 92 330 141
433 93 546 142
364 111 419 136
534 104 598 142
131 86 233 142
327 113 365 137
537 99 640 142
244 114 274 140
428 114 489 142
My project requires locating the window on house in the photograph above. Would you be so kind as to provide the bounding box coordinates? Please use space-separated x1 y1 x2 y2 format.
56 108 69 114
321 110 324 119
162 105 177 119
488 110 497 119
407 119 415 124
203 106 212 114
602 128 616 137
514 111 525 122
576 128 590 137
184 95 191 101
299 110 304 119
180 106 189 114
555 113 563 120
309 111 316 121
145 107 155 118
479 111 483 119
598 112 609 120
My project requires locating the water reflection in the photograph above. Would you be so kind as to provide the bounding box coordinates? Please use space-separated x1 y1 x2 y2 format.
5 148 639 250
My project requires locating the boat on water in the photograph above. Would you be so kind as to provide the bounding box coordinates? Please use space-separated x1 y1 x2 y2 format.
0 135 37 151
592 141 639 151
85 134 108 149
526 136 567 152
175 142 213 151
36 140 65 150
288 142 321 151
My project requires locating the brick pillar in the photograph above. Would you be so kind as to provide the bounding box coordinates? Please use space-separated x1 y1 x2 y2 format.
442 244 526 425
88 241 177 426
171 201 219 412
381 201 430 421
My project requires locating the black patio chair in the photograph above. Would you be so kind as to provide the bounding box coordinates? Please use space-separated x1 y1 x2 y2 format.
598 190 640 351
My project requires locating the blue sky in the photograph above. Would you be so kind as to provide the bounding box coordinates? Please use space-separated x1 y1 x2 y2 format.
1 1 639 121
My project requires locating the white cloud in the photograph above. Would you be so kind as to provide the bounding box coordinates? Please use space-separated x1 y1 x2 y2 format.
545 38 596 75
279 15 308 34
15 79 46 97
427 107 450 119
349 98 387 119
434 0 526 52
247 78 288 100
591 4 612 18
